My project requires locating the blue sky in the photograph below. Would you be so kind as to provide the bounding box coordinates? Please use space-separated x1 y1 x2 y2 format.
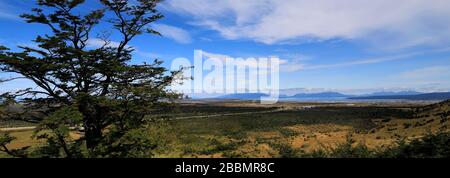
1 0 450 94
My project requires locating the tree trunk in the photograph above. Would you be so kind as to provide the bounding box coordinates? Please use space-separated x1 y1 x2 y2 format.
84 119 102 150
78 98 103 151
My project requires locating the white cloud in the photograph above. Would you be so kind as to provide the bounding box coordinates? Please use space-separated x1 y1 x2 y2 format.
383 65 450 91
0 11 19 20
397 65 450 81
153 24 192 44
202 51 232 61
0 1 24 21
164 0 450 48
86 38 160 60
297 47 450 71
198 49 430 73
304 53 418 70
198 47 449 73
201 50 289 70
133 50 160 59
198 51 309 75
87 38 124 48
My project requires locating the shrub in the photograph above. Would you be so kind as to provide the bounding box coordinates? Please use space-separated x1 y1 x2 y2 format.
326 135 374 158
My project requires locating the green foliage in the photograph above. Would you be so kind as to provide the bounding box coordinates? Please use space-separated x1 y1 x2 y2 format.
302 134 374 158
279 128 297 137
378 132 450 158
0 98 5 120
0 0 182 158
327 137 373 158
0 133 28 158
32 106 84 158
0 93 14 120
301 132 450 158
275 143 301 158
93 127 158 158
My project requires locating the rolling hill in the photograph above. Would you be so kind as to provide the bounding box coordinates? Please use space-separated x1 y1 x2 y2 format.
415 99 450 118
350 92 450 100
363 91 423 96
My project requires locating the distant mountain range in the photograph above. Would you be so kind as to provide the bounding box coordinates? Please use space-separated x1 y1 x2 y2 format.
216 91 450 101
284 92 351 98
217 92 350 99
349 92 450 100
362 91 423 96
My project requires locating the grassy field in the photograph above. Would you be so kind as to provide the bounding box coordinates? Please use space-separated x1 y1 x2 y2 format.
0 120 37 128
1 100 449 158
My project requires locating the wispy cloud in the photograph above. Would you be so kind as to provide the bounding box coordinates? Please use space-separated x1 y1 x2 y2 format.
153 24 192 44
304 53 417 70
0 11 19 20
383 65 450 91
299 47 450 71
133 50 160 59
164 0 450 49
86 38 124 48
0 1 23 21
201 50 290 70
86 38 160 60
396 65 450 81
197 49 443 73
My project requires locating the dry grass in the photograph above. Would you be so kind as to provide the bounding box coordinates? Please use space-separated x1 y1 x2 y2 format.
1 100 449 158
